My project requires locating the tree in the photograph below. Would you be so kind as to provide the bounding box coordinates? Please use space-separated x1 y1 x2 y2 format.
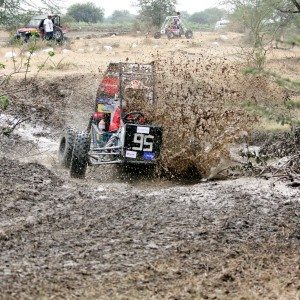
180 11 190 20
136 0 177 27
226 0 298 69
0 0 61 27
277 0 300 13
228 0 296 39
189 7 226 25
67 2 104 23
0 0 20 25
109 10 135 24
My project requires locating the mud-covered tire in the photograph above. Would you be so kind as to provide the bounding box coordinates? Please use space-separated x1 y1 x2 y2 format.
185 30 193 39
154 32 161 39
70 131 90 179
58 127 75 168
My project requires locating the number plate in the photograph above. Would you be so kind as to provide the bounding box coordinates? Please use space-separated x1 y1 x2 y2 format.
124 124 163 162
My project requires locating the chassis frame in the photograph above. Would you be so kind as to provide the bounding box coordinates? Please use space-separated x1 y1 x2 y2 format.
59 62 163 178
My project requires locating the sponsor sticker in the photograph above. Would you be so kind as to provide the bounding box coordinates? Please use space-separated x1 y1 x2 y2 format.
125 150 137 159
143 152 155 161
137 126 150 134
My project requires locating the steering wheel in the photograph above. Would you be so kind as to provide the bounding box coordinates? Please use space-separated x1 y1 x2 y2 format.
123 111 145 124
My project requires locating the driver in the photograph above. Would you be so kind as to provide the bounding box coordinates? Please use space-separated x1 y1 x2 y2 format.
109 80 147 132
173 12 182 32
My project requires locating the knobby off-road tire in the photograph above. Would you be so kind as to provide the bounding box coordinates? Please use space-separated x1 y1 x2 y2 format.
58 127 75 168
167 31 175 39
185 30 193 39
70 131 91 179
53 28 63 42
154 32 161 39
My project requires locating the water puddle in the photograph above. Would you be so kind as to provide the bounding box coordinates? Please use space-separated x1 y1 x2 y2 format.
0 114 58 166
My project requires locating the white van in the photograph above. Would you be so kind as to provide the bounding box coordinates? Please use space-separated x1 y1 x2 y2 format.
215 19 230 30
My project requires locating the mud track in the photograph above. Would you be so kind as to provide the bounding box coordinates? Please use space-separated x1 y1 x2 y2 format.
0 153 299 299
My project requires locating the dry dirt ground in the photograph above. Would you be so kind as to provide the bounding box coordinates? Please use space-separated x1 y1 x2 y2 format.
0 31 299 299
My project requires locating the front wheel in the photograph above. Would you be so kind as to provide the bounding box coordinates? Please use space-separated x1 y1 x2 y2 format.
185 30 193 39
58 127 75 168
70 131 91 179
53 28 63 42
154 32 161 39
167 31 175 39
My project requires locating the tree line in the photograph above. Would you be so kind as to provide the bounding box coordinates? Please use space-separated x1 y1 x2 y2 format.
0 0 299 31
61 2 227 27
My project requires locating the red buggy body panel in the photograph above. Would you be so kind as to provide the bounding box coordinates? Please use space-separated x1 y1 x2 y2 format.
95 63 155 129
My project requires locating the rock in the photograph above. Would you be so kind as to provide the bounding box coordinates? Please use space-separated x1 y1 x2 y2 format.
212 42 220 46
4 51 17 59
131 43 138 49
103 45 113 51
77 48 85 53
219 35 229 41
62 49 70 55
0 229 8 240
26 216 35 225
25 52 36 57
147 242 159 249
42 48 54 53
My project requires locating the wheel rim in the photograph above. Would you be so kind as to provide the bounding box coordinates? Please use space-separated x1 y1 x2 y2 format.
54 31 62 40
186 31 192 38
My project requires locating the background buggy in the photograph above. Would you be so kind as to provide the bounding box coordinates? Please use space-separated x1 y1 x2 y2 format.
154 16 193 39
15 14 65 43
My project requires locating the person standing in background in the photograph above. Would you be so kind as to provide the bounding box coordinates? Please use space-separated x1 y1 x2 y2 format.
44 14 54 40
175 12 182 30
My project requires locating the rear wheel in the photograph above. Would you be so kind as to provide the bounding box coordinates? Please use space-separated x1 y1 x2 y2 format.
154 32 161 39
53 28 63 42
70 131 91 179
185 30 193 39
167 31 175 39
58 127 75 168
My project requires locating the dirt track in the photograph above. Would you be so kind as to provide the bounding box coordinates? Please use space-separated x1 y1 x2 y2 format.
0 31 300 299
0 156 299 299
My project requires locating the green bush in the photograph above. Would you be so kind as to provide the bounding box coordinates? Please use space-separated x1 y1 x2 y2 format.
0 96 9 110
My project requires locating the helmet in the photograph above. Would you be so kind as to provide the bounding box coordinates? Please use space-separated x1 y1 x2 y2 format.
93 112 104 121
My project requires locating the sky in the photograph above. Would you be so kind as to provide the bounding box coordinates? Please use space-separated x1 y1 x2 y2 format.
60 0 219 17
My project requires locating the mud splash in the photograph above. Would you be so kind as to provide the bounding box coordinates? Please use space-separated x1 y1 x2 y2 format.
126 53 291 178
151 53 287 177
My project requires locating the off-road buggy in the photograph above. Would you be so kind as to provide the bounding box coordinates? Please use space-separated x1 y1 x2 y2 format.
154 16 193 39
58 62 163 179
15 14 65 42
